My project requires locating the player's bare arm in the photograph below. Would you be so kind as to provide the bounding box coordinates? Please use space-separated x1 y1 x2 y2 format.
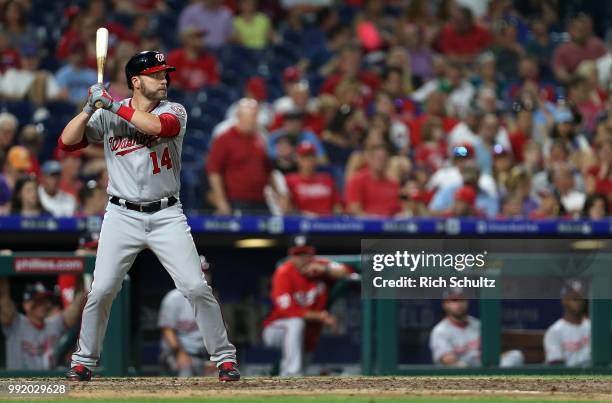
161 327 193 369
60 112 93 146
0 278 16 326
160 327 182 353
62 291 86 329
303 310 335 325
61 276 86 328
347 201 365 217
209 173 232 215
60 83 104 146
268 172 290 213
304 261 351 279
439 352 460 366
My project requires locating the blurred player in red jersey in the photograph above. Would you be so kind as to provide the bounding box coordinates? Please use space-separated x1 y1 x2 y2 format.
262 235 353 376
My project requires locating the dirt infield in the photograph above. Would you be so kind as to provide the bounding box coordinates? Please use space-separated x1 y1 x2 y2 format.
1 376 611 400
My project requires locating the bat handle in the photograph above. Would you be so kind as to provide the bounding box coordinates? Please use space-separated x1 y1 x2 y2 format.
94 79 104 109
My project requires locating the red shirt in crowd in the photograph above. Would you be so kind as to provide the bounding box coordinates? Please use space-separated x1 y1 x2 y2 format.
345 168 401 216
166 49 219 91
206 127 271 203
414 141 447 172
553 36 606 74
437 23 492 57
263 257 347 351
587 165 612 196
285 172 340 216
509 130 528 162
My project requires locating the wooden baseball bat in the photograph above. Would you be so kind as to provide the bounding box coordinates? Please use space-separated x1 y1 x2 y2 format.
94 27 109 109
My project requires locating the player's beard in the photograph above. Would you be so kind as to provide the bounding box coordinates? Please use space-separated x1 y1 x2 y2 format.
140 80 167 101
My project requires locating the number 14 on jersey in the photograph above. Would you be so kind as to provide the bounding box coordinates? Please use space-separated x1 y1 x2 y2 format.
150 146 173 174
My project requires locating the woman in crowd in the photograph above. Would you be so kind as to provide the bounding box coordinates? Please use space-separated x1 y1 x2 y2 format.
10 176 48 217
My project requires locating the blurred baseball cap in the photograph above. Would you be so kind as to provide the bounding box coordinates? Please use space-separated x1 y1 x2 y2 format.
554 109 574 124
296 142 316 156
245 77 267 101
23 282 53 302
454 185 477 206
357 21 382 51
492 143 510 158
54 146 83 160
283 66 301 83
442 287 467 300
452 143 475 159
288 234 316 255
561 279 587 298
7 146 32 171
41 160 62 176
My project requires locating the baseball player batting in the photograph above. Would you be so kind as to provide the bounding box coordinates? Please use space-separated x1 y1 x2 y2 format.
59 51 239 381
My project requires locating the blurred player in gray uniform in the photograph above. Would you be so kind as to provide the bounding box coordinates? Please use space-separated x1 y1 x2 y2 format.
59 51 239 382
429 288 523 367
0 278 84 369
544 280 591 367
159 255 215 376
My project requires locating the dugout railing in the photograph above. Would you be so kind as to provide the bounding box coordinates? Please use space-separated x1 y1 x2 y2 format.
319 255 612 376
0 253 131 377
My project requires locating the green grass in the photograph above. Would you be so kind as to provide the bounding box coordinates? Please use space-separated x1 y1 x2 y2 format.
4 397 608 403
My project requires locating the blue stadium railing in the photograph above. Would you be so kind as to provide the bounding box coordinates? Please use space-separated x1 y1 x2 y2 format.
0 216 610 235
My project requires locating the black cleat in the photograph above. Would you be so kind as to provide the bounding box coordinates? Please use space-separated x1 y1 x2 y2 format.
218 362 240 382
66 365 92 381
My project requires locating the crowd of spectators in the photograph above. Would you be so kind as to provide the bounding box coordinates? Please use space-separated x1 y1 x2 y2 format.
0 0 611 220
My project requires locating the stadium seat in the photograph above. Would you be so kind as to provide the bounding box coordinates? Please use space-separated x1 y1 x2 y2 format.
271 44 300 66
45 101 78 118
1 101 35 125
201 102 227 123
40 119 68 161
180 161 205 212
202 85 236 106
184 129 211 151
181 144 203 163
265 79 284 101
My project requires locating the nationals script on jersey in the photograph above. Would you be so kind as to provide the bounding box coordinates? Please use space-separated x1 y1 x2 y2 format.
85 99 187 202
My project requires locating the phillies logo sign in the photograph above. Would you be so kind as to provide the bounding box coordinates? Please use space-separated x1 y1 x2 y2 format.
155 53 165 62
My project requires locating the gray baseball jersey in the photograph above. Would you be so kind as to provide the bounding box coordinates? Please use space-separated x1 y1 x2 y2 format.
429 316 481 366
2 313 65 369
544 318 591 366
158 289 205 355
85 99 187 202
